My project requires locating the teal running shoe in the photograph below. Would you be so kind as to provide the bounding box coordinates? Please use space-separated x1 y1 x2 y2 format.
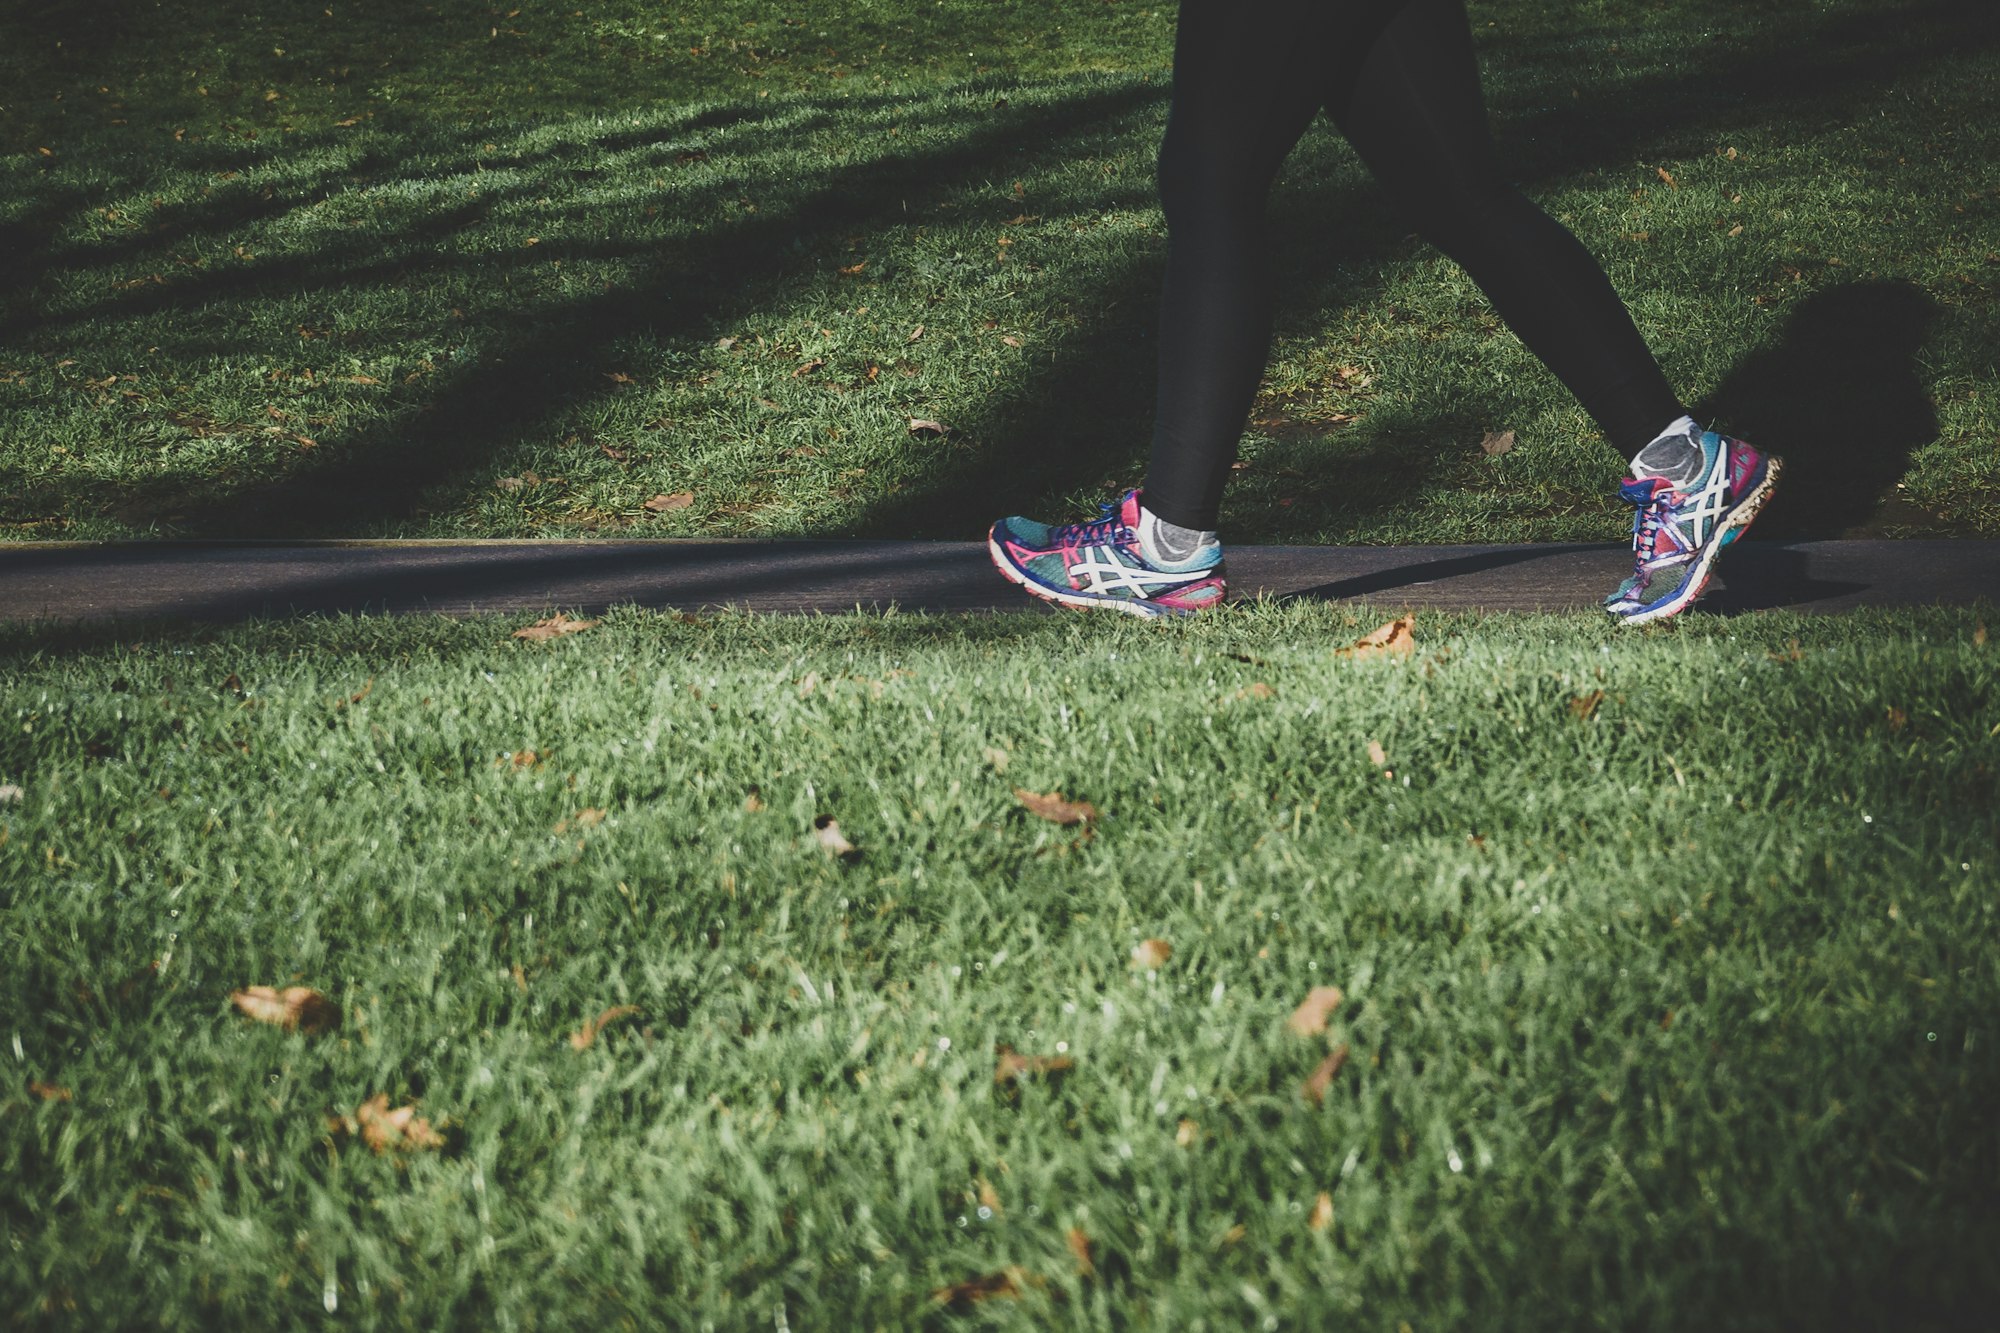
1606 430 1782 626
989 489 1226 618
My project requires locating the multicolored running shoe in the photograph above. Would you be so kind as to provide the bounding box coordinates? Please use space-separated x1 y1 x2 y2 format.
1605 430 1782 626
988 489 1226 617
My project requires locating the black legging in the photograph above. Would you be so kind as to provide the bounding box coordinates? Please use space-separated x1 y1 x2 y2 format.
1144 0 1687 531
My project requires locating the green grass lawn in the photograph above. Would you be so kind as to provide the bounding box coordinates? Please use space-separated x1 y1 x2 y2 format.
1 0 1996 543
1 605 1995 1327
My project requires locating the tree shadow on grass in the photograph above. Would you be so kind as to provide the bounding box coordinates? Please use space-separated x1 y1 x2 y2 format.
2 0 1993 543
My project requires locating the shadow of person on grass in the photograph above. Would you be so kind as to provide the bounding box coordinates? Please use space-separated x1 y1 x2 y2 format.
1695 279 1941 613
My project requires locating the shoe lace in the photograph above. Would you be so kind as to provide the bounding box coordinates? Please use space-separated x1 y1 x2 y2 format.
1052 501 1128 550
1629 487 1677 567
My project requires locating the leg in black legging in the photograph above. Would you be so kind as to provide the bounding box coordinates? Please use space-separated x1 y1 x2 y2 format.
1144 0 1369 532
1143 0 1686 533
1331 0 1685 457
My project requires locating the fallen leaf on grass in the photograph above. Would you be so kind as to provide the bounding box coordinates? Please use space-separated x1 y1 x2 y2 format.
792 358 825 378
1287 985 1344 1038
570 1003 641 1050
978 1177 1003 1215
1232 681 1275 702
1657 166 1679 188
982 746 1011 773
1886 706 1908 731
744 789 765 812
350 1094 445 1153
1308 1191 1333 1231
1974 622 1987 647
838 260 867 276
1365 739 1388 769
512 614 599 642
1479 429 1515 456
495 475 526 492
1301 1043 1351 1106
28 1080 71 1102
0 783 22 804
907 417 948 437
230 985 340 1035
1067 1227 1095 1276
1130 938 1172 970
906 324 925 344
813 815 859 858
932 1268 1032 1309
1014 789 1097 825
1336 616 1415 660
1176 1118 1199 1147
1001 335 1022 348
644 491 694 513
551 807 605 834
604 370 636 384
994 1044 1074 1084
1569 689 1605 721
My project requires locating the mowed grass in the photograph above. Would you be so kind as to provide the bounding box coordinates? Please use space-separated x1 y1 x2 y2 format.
1 0 1996 543
1 604 1995 1327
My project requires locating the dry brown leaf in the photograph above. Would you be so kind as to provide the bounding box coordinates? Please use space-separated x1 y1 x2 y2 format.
1974 622 1988 647
1569 689 1606 721
570 1003 641 1050
604 370 636 384
838 261 867 276
508 748 539 769
994 1044 1074 1084
1067 1227 1095 1276
813 814 858 857
1287 985 1344 1038
644 491 694 513
513 614 599 642
575 808 606 827
792 358 825 378
1728 223 1745 237
1337 615 1415 660
1886 706 1908 731
28 1079 72 1102
931 1268 1029 1308
1014 789 1097 825
1233 681 1275 701
353 1093 445 1153
1308 1191 1334 1231
1001 335 1022 348
1176 1118 1199 1147
495 475 525 492
230 985 341 1035
716 336 738 351
1365 739 1388 769
1479 429 1516 456
907 417 948 437
744 789 765 813
1301 1043 1351 1106
978 1177 1003 1215
906 324 925 343
1657 165 1679 188
1130 938 1172 970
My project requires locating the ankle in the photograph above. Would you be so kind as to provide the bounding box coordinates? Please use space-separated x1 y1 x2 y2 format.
1137 503 1220 567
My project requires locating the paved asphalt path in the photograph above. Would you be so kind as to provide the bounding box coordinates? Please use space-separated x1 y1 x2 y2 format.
0 539 1990 623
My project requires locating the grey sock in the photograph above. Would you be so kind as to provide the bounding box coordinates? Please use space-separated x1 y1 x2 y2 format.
1631 416 1705 486
1137 504 1218 567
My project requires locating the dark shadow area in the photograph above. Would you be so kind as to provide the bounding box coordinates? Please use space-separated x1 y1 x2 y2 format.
2 0 1993 545
1697 280 1945 539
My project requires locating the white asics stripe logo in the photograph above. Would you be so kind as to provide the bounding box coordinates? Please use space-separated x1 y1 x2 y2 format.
1071 548 1209 596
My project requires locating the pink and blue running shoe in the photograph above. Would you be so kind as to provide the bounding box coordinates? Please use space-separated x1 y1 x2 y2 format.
989 489 1226 617
1605 430 1782 625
